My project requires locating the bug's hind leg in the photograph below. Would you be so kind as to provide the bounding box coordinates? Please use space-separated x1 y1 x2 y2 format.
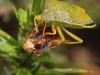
56 26 66 42
62 27 83 44
52 26 70 44
45 25 64 44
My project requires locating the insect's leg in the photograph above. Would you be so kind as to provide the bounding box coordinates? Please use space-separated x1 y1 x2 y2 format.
41 21 47 48
56 26 66 42
45 24 56 35
47 26 71 45
34 16 38 32
42 21 48 37
34 15 42 32
62 27 83 44
28 16 42 38
50 26 69 45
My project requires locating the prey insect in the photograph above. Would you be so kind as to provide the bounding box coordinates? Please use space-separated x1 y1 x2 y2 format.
23 27 61 56
34 0 96 44
23 26 83 56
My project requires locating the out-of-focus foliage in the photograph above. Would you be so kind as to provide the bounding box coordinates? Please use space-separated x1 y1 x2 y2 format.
0 0 99 75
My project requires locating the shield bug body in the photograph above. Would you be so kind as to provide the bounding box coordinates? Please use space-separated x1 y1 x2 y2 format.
34 0 96 45
42 0 96 29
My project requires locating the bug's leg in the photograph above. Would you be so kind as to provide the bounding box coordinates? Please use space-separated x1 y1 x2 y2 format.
48 26 65 45
42 22 47 37
45 24 56 35
34 16 38 32
28 15 42 38
62 27 83 44
41 21 47 48
34 15 42 32
45 25 64 44
56 26 66 42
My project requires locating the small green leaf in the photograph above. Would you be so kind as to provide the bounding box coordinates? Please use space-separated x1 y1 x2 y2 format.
4 66 11 75
30 62 41 73
31 0 44 15
26 5 31 26
35 68 93 75
33 52 50 62
0 42 18 56
18 9 27 27
11 68 32 75
13 6 18 19
0 30 18 46
2 55 20 67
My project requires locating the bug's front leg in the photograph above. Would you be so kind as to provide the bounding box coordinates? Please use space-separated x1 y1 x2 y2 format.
34 15 42 32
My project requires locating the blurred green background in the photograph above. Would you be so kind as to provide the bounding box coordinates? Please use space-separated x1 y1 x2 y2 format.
0 0 100 75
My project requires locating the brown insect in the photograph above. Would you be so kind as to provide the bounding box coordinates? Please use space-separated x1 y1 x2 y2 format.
23 27 62 56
